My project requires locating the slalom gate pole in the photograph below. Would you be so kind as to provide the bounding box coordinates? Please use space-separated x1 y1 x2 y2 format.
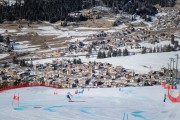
123 113 125 120
11 91 16 107
11 99 14 107
18 93 19 107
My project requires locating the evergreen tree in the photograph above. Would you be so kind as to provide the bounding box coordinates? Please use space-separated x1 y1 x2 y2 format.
73 59 77 64
97 51 102 59
102 51 106 58
6 37 10 46
149 48 152 53
153 47 156 53
112 50 117 57
107 50 111 58
118 49 122 56
141 47 147 54
157 47 160 52
20 59 26 67
171 34 175 44
123 48 129 56
88 46 92 54
77 58 82 64
0 35 3 42
0 0 176 23
13 56 19 64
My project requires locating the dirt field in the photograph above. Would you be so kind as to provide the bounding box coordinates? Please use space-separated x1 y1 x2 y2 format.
0 22 70 49
81 19 113 28
0 17 113 50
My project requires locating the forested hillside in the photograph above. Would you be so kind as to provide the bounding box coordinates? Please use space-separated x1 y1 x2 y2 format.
102 0 176 15
0 0 176 23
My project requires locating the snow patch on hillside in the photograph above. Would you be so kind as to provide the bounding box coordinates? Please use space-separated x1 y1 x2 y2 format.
0 53 9 59
78 51 180 73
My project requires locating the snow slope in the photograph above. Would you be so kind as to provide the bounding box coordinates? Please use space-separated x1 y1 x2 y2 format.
0 86 179 120
78 51 180 73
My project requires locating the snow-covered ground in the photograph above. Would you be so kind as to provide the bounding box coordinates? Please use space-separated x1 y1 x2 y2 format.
0 86 179 120
32 58 66 65
0 53 10 59
174 32 180 38
74 27 109 30
156 12 167 16
0 28 17 34
21 26 97 38
139 40 171 48
78 51 180 74
114 23 128 30
12 41 41 52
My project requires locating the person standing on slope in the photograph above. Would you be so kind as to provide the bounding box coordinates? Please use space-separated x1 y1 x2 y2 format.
66 92 73 101
163 93 166 102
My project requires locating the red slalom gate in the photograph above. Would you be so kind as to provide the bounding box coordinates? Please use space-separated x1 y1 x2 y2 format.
161 83 176 89
0 84 63 92
168 88 180 103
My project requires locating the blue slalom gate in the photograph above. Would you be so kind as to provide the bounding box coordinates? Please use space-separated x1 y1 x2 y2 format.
123 113 128 120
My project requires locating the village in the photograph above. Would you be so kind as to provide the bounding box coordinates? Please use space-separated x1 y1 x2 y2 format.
0 7 179 89
0 57 169 89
